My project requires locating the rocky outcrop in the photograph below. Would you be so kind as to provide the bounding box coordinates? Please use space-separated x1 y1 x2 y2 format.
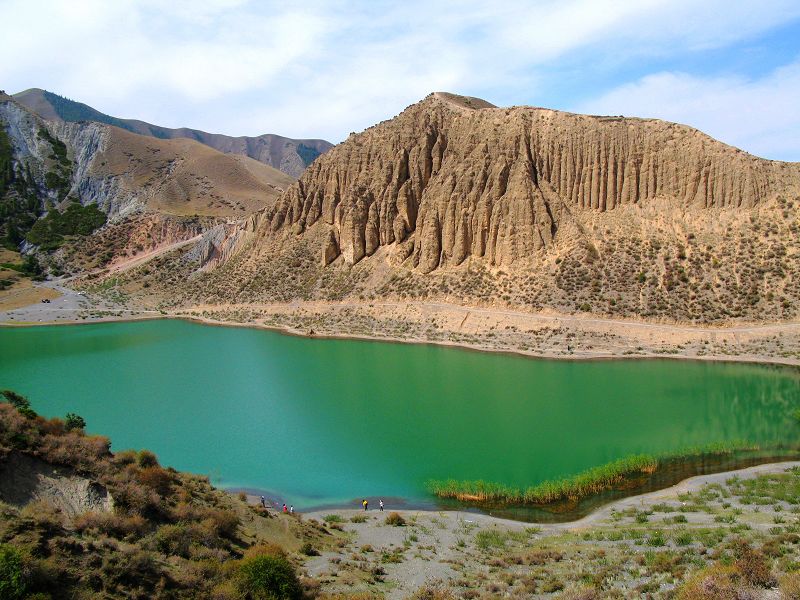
264 92 800 273
0 451 113 516
188 211 266 270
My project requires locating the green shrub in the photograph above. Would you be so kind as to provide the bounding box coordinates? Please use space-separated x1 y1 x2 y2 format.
236 554 302 600
64 412 86 431
0 545 27 600
1 389 37 419
322 514 343 523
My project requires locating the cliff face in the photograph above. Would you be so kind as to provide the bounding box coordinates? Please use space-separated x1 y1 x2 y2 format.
265 92 800 273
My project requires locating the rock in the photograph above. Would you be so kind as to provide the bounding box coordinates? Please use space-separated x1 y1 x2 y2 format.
263 92 800 272
0 452 113 516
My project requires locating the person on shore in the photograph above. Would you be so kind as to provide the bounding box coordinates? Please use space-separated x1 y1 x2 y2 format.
362 499 368 511
379 499 384 511
260 496 266 508
282 503 288 513
289 505 294 514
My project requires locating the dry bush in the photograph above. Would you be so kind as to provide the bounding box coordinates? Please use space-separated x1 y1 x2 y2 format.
556 585 599 600
19 500 63 533
137 466 174 496
410 582 455 600
73 511 148 539
384 512 405 526
780 573 800 599
242 543 286 560
734 543 775 587
676 564 751 600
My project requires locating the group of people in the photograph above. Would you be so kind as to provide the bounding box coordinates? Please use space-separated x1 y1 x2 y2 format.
259 495 293 514
256 494 385 514
362 498 384 511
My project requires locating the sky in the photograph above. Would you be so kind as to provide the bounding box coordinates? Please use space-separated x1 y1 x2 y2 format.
2 0 800 160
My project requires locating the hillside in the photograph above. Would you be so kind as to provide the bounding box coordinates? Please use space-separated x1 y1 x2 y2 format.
13 88 333 178
124 92 800 328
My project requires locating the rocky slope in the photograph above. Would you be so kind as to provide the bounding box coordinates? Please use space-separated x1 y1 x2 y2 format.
14 88 333 177
1 93 293 219
156 92 800 324
267 92 800 272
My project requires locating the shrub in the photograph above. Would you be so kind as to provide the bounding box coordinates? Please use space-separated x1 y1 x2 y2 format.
322 514 344 523
350 514 367 523
73 512 148 539
1 389 37 419
236 554 303 600
137 450 159 468
299 542 318 556
64 413 86 432
677 564 747 600
734 542 774 587
137 466 174 496
780 572 800 599
385 512 405 526
0 545 27 600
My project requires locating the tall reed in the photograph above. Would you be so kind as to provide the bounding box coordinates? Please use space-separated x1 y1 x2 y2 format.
427 441 760 506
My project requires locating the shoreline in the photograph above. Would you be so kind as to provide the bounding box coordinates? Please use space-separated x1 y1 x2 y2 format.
296 461 800 530
2 304 799 369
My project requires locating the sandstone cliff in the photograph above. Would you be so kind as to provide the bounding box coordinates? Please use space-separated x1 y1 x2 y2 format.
265 92 800 273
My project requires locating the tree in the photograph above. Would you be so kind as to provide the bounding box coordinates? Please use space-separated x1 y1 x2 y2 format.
65 413 86 432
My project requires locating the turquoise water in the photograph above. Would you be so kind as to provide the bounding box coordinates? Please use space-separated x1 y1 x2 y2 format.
1 319 798 509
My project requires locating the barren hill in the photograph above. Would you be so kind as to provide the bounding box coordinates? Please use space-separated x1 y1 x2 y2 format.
13 88 333 177
165 92 800 325
81 125 294 218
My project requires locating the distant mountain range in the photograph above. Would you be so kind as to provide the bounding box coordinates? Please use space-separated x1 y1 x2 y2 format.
12 88 333 178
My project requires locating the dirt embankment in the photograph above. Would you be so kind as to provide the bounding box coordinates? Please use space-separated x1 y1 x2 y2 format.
0 451 113 515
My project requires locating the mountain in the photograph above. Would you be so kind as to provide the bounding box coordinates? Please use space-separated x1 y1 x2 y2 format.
173 92 800 324
13 88 333 178
0 92 293 264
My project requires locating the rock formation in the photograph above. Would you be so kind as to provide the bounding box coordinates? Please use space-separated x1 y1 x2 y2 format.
263 92 800 273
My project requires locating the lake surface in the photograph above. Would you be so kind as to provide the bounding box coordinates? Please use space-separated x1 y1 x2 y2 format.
1 319 799 511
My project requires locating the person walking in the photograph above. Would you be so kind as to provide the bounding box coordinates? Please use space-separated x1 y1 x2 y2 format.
362 499 368 511
289 505 294 514
379 499 384 512
260 496 265 508
282 503 288 513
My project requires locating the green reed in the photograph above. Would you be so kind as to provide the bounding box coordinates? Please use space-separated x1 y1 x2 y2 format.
427 442 761 506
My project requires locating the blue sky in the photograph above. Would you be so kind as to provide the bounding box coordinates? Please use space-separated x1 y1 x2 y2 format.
2 0 800 160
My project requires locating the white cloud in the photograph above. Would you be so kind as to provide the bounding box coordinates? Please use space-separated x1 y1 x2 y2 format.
1 0 800 155
576 62 800 161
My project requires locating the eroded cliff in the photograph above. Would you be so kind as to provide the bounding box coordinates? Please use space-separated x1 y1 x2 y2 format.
264 92 800 273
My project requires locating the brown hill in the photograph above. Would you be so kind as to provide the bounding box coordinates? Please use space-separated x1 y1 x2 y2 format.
13 88 333 177
89 125 295 217
112 93 800 324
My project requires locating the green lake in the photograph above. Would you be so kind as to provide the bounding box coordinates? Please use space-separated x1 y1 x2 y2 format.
1 319 799 513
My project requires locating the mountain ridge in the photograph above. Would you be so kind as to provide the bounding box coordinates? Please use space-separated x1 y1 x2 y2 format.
13 88 333 178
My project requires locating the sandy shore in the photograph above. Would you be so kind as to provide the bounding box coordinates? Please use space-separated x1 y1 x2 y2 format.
2 279 799 367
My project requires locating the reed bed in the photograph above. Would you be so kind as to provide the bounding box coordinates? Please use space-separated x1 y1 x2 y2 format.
428 441 760 506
